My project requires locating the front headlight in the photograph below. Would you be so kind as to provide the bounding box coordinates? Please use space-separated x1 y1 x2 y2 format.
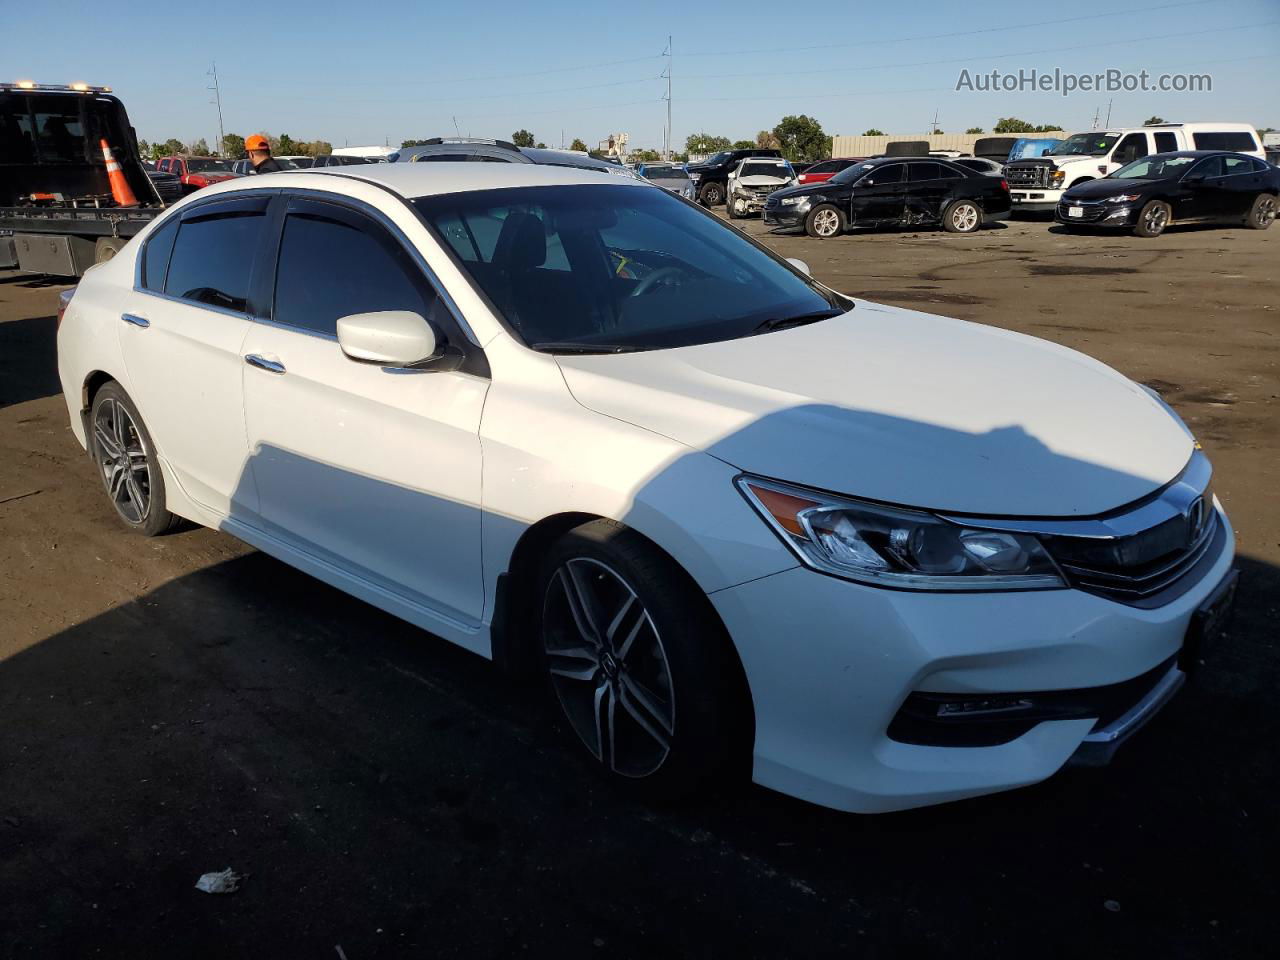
689 172 701 181
1104 193 1141 203
1050 170 1065 186
780 196 810 208
738 477 1064 591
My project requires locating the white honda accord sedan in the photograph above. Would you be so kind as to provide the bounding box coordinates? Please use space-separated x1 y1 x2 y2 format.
57 163 1237 813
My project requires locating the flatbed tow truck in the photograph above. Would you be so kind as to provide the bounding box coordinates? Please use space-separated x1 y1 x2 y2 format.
1 81 165 276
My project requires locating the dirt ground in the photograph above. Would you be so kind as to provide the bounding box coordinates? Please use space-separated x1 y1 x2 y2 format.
1 216 1276 958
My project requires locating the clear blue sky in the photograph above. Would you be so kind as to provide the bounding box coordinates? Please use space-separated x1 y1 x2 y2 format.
8 0 1278 151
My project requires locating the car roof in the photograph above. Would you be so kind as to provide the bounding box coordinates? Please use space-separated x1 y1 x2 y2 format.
207 162 653 200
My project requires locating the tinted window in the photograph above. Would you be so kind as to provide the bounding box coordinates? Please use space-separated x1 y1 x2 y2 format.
1153 132 1179 152
141 216 178 292
1113 134 1149 164
1222 155 1253 176
1252 158 1270 173
1193 132 1258 152
937 163 963 179
415 184 846 352
908 162 944 182
273 204 433 336
29 95 85 163
863 164 904 185
1188 156 1224 179
165 208 266 312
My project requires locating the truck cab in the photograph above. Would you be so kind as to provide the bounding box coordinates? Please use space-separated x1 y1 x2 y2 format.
1005 122 1264 212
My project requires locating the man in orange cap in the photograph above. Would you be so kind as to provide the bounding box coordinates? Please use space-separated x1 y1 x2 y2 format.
245 134 285 174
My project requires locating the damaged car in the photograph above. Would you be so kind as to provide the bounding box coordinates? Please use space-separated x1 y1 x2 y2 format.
726 157 797 219
764 156 1011 237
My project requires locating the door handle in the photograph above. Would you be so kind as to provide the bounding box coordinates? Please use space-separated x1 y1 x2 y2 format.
244 354 286 374
121 313 150 328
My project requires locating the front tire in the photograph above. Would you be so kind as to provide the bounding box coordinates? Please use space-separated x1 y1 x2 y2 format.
89 382 180 536
726 191 741 219
1246 193 1277 230
1134 200 1171 238
942 199 982 233
536 519 747 795
697 182 724 207
805 203 846 239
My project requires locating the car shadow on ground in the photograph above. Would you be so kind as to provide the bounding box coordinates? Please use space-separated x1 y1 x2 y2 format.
2 405 1276 956
0 314 61 408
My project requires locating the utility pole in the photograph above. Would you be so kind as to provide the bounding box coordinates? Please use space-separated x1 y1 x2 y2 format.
1105 98 1113 128
207 62 225 155
930 106 940 135
662 36 673 161
1091 105 1100 130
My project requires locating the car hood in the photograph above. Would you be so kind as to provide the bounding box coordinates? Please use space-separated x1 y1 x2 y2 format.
556 302 1193 516
1064 177 1159 200
768 182 837 201
1040 154 1105 169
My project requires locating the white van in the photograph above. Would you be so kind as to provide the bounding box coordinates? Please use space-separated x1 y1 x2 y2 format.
1005 122 1264 211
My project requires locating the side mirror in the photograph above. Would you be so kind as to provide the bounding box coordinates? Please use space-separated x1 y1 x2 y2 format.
337 310 438 367
786 258 812 276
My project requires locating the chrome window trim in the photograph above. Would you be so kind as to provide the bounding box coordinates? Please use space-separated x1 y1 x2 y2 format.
133 286 251 323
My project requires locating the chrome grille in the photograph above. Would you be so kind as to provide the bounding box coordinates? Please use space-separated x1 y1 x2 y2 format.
1006 163 1051 188
941 450 1222 609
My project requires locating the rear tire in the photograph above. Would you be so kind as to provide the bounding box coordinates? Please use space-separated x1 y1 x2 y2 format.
1134 200 1171 238
536 519 748 798
942 199 982 233
698 182 724 207
1246 193 1277 230
805 203 846 239
88 382 181 536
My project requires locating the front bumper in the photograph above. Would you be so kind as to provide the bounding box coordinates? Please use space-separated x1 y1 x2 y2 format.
1055 200 1139 228
1010 188 1064 212
762 203 808 230
710 507 1235 813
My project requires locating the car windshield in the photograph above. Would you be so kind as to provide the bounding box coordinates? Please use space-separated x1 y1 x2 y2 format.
414 184 848 353
830 162 878 184
1050 134 1119 157
702 152 733 166
739 161 791 178
643 165 688 180
1110 155 1196 179
186 157 233 173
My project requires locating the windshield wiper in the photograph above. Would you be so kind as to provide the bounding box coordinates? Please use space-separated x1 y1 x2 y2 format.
753 309 843 334
530 341 644 354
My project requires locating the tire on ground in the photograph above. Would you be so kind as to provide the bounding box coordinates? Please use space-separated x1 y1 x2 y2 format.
1246 193 1277 230
1134 200 1172 238
942 199 982 233
88 381 182 537
804 203 846 239
94 237 128 264
535 518 750 798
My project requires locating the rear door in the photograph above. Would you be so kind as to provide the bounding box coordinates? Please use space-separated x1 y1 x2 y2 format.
1216 154 1264 218
118 196 271 515
239 194 488 624
1181 156 1225 220
850 163 905 223
905 162 949 221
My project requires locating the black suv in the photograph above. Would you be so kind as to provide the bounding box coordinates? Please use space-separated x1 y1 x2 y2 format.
686 148 783 206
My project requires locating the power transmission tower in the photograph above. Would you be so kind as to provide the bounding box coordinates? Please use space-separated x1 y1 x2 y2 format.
207 63 225 155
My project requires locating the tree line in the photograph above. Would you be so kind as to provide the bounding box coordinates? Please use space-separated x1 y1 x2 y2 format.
137 133 334 160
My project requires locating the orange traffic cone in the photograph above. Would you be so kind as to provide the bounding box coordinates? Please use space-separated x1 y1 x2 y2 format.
100 138 138 207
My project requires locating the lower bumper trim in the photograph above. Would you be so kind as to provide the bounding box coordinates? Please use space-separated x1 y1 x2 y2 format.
1068 663 1185 767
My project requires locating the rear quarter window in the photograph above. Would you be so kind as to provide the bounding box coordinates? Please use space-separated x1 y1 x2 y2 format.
141 217 179 292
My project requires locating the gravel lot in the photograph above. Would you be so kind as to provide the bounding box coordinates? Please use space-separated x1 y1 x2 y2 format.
1 216 1276 958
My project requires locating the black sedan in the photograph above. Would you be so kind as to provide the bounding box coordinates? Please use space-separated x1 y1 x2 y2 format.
1056 151 1279 237
763 157 1011 237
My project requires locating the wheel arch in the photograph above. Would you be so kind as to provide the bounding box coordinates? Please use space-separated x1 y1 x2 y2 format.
490 509 756 758
82 369 117 411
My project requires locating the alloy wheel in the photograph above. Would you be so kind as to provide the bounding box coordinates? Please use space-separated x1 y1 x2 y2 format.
1256 196 1277 227
542 557 675 778
813 208 840 237
93 397 151 524
1144 205 1168 234
951 203 979 232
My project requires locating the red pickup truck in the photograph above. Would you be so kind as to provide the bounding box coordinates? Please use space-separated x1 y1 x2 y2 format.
155 154 241 193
